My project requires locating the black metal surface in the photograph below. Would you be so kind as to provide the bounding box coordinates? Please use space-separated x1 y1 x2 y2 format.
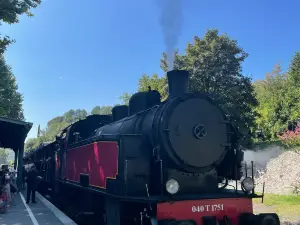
94 92 231 175
128 90 161 116
160 95 228 170
57 179 258 203
167 70 189 98
203 216 217 225
112 105 129 121
91 85 237 193
80 174 90 187
67 114 112 145
23 70 246 206
0 116 32 149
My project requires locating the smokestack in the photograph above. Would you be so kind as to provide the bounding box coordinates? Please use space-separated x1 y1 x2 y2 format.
167 70 189 98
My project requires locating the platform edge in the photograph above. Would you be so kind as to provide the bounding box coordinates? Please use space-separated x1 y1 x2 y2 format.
36 192 77 225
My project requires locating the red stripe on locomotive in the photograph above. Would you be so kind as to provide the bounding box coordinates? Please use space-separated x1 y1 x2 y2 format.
65 141 118 188
157 198 253 225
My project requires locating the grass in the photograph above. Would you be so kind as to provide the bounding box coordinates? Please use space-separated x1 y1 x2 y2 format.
253 194 300 219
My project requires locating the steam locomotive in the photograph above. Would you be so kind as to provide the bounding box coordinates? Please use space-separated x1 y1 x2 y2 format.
23 70 280 225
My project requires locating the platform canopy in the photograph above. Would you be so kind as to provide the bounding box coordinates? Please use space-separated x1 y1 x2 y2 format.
0 116 33 150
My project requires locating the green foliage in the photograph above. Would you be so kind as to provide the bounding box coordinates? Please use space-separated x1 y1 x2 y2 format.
286 52 300 121
138 74 168 100
119 93 132 105
0 0 41 55
0 56 24 120
254 52 300 141
0 35 14 55
91 106 112 115
0 148 8 162
0 0 41 24
0 0 41 123
288 52 300 85
25 106 117 152
160 29 258 145
253 194 300 218
254 64 289 139
63 109 87 123
25 109 88 152
25 138 38 152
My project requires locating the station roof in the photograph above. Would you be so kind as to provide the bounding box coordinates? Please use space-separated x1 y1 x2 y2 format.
0 116 33 150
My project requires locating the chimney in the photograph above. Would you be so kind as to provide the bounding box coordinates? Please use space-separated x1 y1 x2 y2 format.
167 70 189 98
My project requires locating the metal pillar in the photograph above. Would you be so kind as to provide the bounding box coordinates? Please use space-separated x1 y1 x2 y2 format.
17 144 24 190
14 149 18 170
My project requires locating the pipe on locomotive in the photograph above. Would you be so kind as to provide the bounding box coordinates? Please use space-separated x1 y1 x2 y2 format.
166 70 189 98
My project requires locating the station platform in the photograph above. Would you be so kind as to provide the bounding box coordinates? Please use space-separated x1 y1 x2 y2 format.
0 190 77 225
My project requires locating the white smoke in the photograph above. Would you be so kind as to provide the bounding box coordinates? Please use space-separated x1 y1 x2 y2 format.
156 0 183 71
243 146 283 173
227 145 285 191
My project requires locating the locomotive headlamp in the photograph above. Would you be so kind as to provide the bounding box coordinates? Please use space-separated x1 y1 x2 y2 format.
241 177 254 192
166 179 179 194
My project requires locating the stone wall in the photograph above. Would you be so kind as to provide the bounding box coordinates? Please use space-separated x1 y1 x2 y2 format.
242 145 300 195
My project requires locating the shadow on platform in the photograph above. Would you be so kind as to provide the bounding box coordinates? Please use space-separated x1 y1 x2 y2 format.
0 190 73 225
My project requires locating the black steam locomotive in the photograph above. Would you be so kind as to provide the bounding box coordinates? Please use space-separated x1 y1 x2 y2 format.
24 70 280 225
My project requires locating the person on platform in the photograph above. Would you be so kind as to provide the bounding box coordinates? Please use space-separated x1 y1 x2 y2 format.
25 165 41 204
10 166 17 187
3 170 11 207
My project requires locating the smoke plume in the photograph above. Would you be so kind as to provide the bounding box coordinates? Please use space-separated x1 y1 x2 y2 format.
243 146 283 175
156 0 183 71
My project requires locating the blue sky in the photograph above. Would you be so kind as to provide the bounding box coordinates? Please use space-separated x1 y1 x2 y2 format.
2 0 300 139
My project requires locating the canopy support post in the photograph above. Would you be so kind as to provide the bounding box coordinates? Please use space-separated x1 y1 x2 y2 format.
17 144 24 190
14 148 18 170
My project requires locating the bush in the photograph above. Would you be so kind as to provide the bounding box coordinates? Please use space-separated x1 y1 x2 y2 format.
278 122 300 150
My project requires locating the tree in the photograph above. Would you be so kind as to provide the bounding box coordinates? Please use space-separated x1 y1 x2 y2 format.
0 35 13 55
0 0 41 23
286 52 300 121
91 106 112 115
0 148 8 163
288 52 300 85
138 74 168 100
0 0 41 54
0 56 24 120
91 106 101 115
160 29 258 145
25 138 38 152
0 0 41 120
25 108 89 152
37 124 41 137
254 64 289 139
63 109 87 123
119 92 132 105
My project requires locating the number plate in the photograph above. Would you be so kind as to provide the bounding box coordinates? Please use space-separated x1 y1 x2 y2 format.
192 204 224 213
